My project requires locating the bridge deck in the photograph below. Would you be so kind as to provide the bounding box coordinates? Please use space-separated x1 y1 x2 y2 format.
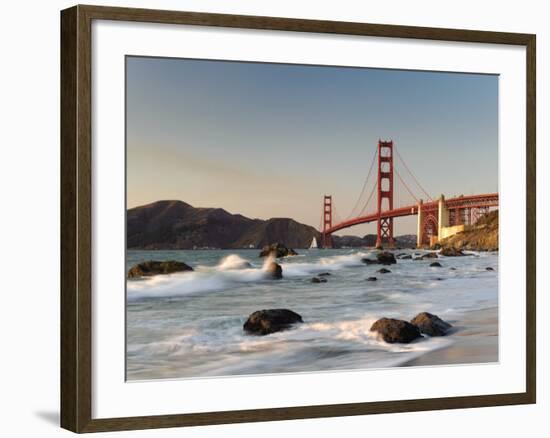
324 193 498 235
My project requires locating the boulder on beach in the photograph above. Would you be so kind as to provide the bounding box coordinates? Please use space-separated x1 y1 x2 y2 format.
430 262 442 267
410 312 452 336
377 268 391 274
243 309 303 335
127 260 193 278
439 247 467 257
366 276 377 282
370 318 422 343
265 261 283 279
417 252 438 260
311 277 327 283
259 243 298 258
318 272 331 277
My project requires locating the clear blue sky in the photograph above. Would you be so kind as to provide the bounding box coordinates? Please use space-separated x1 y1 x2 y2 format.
126 56 498 236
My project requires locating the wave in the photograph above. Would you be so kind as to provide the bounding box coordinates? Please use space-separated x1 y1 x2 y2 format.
127 251 373 300
129 312 454 373
216 254 254 271
280 251 371 277
127 254 290 300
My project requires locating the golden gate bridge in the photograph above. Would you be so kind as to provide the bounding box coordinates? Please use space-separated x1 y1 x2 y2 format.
320 140 499 248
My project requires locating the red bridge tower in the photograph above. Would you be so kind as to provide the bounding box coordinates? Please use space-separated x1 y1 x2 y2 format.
376 140 395 248
322 195 333 248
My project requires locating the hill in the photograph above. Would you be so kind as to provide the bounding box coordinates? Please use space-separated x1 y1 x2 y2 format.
127 200 321 249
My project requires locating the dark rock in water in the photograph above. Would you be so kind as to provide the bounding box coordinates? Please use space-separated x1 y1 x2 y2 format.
439 247 467 257
243 309 303 335
430 262 442 267
370 318 422 343
377 268 391 274
486 267 495 271
361 258 379 265
318 272 331 277
449 267 457 271
362 251 397 265
311 277 327 283
265 261 283 279
398 254 412 260
259 243 298 258
413 252 439 261
375 245 384 250
436 278 444 281
376 251 397 265
366 276 377 281
127 260 193 278
410 312 452 336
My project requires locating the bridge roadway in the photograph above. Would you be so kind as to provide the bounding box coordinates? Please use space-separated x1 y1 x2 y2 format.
324 193 499 235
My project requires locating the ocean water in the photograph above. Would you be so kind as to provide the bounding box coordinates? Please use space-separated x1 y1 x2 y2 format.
126 248 498 380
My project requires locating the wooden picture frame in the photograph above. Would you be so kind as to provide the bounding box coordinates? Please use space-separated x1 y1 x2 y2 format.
61 4 536 433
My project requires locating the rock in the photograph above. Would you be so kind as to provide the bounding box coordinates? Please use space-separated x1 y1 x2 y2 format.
311 277 327 283
439 247 467 257
375 245 384 250
376 251 397 265
366 277 377 281
127 260 193 278
430 262 442 267
486 267 495 271
259 243 298 258
370 318 422 343
410 312 452 336
436 278 444 281
413 252 439 261
362 251 397 265
377 268 391 274
398 254 412 260
265 261 283 279
318 272 331 277
449 267 457 271
243 309 303 335
361 258 379 265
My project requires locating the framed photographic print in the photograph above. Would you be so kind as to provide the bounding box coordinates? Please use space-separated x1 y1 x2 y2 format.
60 4 536 433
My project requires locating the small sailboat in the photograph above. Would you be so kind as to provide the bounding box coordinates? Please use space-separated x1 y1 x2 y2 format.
309 236 318 249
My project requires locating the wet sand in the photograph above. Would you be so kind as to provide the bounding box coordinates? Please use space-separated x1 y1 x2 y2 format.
404 307 498 367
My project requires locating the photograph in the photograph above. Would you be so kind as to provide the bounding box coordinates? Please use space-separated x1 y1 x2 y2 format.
125 56 500 380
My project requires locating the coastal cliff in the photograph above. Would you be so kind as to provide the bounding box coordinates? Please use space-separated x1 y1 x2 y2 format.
437 210 499 251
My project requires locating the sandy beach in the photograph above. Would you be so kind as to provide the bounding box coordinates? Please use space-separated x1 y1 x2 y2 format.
404 306 498 367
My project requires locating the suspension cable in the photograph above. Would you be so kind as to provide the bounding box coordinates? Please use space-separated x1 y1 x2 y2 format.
346 148 378 219
357 181 378 217
395 167 419 204
394 147 432 201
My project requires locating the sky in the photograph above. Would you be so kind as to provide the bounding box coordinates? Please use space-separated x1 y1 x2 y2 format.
126 56 498 236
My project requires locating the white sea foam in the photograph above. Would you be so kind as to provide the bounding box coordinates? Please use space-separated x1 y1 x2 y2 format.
280 251 370 277
216 254 254 271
